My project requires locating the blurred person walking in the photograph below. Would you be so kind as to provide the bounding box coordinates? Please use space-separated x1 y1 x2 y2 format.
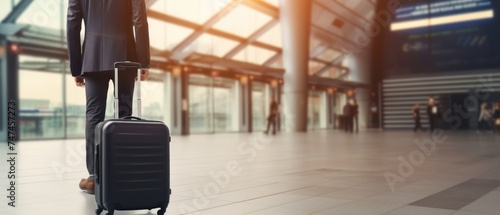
413 103 424 132
478 102 493 134
264 98 279 135
426 97 440 132
343 100 353 133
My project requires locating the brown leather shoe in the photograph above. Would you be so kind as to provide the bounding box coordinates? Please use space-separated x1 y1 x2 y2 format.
79 178 88 190
79 177 95 195
86 178 95 195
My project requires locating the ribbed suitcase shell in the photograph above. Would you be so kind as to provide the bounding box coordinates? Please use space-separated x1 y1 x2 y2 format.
95 119 170 214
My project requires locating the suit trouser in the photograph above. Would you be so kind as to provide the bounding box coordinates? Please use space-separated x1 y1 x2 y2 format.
84 71 136 176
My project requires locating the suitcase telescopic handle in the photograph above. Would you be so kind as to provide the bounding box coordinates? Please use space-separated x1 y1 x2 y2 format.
113 61 143 119
114 61 141 69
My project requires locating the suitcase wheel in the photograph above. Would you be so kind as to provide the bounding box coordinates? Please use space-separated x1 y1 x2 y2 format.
105 208 115 215
157 209 165 215
95 208 103 215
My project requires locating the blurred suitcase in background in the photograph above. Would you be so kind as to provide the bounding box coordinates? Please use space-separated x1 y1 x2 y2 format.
95 61 171 215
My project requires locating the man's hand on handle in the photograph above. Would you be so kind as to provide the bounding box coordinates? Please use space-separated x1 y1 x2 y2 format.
75 76 85 87
138 69 150 81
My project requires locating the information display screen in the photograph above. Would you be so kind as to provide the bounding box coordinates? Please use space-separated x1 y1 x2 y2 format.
383 0 500 76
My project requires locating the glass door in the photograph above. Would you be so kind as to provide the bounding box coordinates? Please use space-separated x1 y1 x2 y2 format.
213 77 237 132
308 92 321 130
189 74 237 134
252 82 268 132
189 74 212 133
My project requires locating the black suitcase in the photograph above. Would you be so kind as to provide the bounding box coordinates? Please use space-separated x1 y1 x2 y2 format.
95 62 171 215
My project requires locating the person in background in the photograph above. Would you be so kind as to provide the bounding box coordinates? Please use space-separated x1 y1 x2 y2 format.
426 97 440 132
413 103 424 132
478 102 493 134
352 99 359 133
493 102 500 133
264 97 279 135
343 100 353 133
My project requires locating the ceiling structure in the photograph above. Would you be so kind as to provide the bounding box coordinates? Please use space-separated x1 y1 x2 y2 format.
1 0 376 89
145 0 376 85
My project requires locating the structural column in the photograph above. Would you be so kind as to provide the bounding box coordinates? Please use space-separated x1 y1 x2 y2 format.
0 41 19 142
238 76 252 132
319 92 325 128
277 83 282 131
330 92 338 129
321 91 335 129
163 72 172 127
279 0 312 132
356 88 370 130
231 80 241 131
170 66 189 135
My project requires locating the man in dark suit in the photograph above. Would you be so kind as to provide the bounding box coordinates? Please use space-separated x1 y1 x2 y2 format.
67 0 150 194
343 101 353 133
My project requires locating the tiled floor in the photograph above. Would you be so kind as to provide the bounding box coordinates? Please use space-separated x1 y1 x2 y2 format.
1 130 500 215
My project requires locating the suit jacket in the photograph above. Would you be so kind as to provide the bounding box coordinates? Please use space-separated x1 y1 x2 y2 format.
67 0 150 77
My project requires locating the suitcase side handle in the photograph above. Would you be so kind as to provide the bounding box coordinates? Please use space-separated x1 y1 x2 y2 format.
114 61 143 119
121 116 142 120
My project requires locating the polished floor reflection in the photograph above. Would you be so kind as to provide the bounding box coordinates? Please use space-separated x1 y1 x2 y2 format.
1 130 500 215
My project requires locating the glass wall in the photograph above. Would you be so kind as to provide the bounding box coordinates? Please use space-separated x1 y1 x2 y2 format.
65 72 86 138
18 55 166 140
132 71 166 122
189 74 212 133
19 57 65 139
100 71 166 122
308 92 322 130
213 78 235 132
